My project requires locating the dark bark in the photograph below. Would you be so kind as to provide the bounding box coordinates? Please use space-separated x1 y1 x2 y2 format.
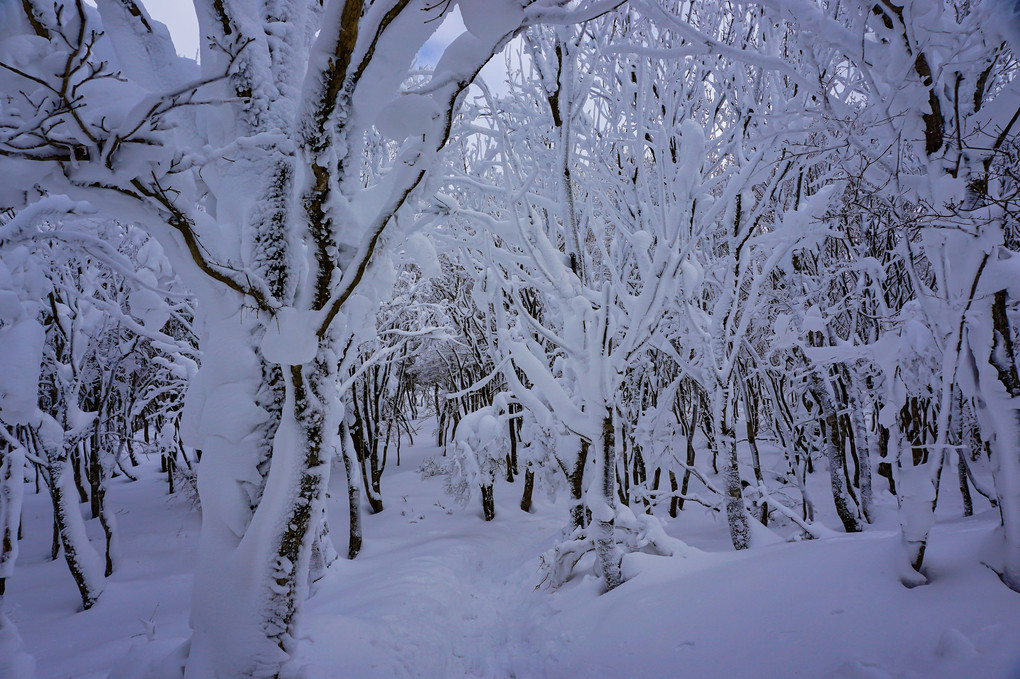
520 468 535 512
481 484 495 521
991 290 1020 398
744 395 767 527
958 453 973 517
264 364 334 657
633 445 649 512
988 289 1020 592
72 448 88 504
676 395 699 516
507 403 520 482
594 415 622 591
126 437 139 466
88 439 102 519
570 438 589 530
49 462 103 610
350 406 384 514
847 375 874 522
341 432 362 560
806 366 862 534
669 470 680 518
166 454 175 495
50 512 60 561
95 466 114 577
877 425 896 494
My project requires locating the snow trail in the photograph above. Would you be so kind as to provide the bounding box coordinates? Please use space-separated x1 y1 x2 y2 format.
6 433 1020 679
299 468 563 679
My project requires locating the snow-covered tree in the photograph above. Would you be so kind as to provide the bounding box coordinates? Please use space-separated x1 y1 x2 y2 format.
0 0 628 673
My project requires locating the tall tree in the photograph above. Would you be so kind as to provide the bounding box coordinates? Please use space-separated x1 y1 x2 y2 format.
0 0 619 674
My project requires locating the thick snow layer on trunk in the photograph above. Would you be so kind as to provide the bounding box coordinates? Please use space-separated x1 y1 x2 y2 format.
895 452 939 583
187 349 338 677
184 301 276 676
963 293 1020 591
53 453 107 608
182 300 267 539
0 317 43 426
0 439 24 582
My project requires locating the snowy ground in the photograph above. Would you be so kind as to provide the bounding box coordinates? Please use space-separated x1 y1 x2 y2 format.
6 429 1020 679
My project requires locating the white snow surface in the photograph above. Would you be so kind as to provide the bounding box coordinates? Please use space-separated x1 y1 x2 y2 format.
260 306 321 366
6 426 1020 679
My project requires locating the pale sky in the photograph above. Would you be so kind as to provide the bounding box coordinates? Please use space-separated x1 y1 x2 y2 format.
142 0 199 59
139 1 460 65
139 2 511 92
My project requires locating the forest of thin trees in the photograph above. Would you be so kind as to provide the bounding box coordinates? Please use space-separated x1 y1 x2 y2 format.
0 0 1017 676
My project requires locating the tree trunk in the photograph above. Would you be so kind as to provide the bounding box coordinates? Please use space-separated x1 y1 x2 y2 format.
0 438 25 600
985 290 1020 591
480 484 495 521
592 414 623 591
189 360 336 677
72 446 88 505
308 505 338 585
351 419 383 514
520 468 535 513
632 444 649 512
806 367 862 533
95 435 117 578
49 453 105 610
184 299 340 678
893 421 940 583
715 385 749 550
50 512 59 562
570 438 589 530
848 373 874 522
958 455 973 517
257 365 333 668
876 424 896 495
675 396 699 516
166 454 175 494
744 399 767 527
507 404 519 482
340 424 362 560
669 470 680 517
87 437 102 520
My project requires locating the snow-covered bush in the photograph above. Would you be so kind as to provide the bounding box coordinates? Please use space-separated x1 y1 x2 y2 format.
445 403 510 521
